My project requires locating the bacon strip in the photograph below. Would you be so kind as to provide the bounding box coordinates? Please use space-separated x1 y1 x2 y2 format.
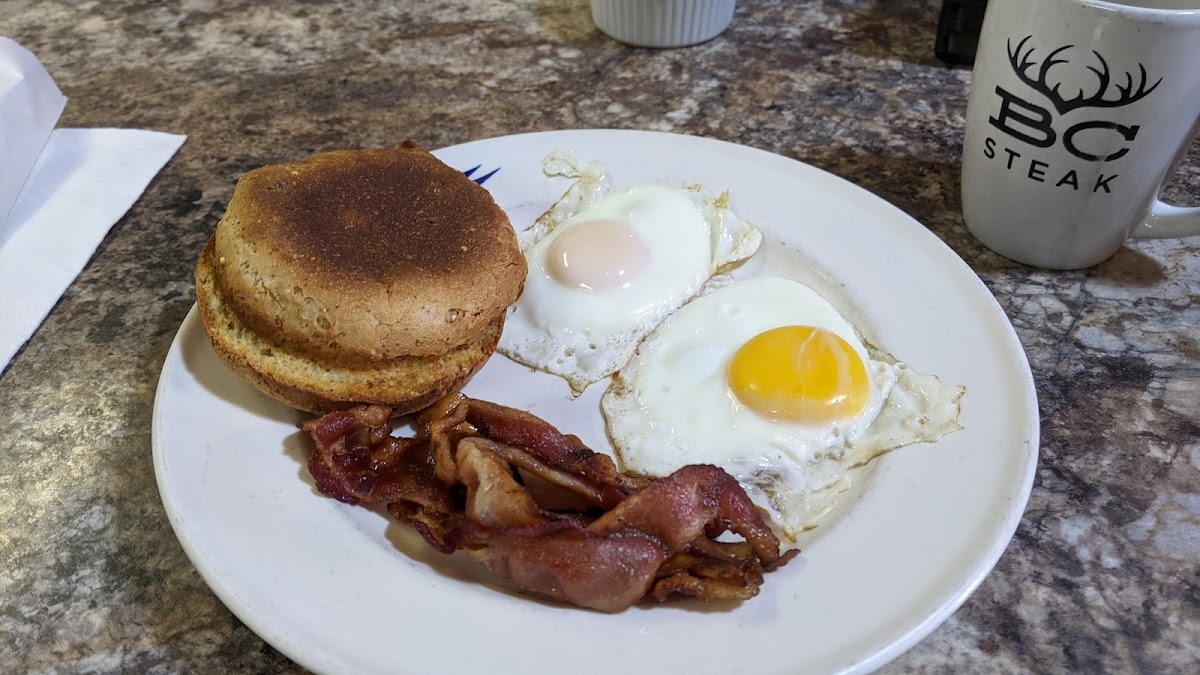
463 399 648 501
302 394 796 611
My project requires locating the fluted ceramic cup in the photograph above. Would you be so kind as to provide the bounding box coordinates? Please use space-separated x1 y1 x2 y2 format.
962 0 1200 269
590 0 735 48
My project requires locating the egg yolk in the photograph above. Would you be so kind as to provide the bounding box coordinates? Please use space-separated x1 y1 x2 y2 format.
547 219 652 292
727 326 870 424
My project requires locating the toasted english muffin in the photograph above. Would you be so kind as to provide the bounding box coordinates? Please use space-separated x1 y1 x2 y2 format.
212 140 526 364
196 240 503 414
194 141 525 414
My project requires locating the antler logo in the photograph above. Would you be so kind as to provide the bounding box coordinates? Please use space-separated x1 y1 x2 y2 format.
1007 36 1162 114
986 34 1161 166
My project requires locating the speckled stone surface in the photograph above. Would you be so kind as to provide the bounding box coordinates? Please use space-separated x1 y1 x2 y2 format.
1 0 1197 672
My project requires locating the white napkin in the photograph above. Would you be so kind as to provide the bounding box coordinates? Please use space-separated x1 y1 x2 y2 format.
0 38 186 371
0 37 66 223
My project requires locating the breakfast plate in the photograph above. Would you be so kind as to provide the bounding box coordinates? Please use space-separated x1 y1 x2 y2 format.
153 129 1039 675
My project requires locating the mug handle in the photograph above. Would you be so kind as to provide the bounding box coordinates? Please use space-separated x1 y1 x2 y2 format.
1132 202 1200 239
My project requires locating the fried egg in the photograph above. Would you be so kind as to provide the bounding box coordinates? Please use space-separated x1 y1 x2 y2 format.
497 153 762 391
601 276 964 549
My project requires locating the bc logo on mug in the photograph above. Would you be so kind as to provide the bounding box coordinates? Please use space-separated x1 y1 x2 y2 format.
962 0 1200 269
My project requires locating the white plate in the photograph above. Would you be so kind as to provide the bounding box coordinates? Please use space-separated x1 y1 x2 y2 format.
153 130 1038 675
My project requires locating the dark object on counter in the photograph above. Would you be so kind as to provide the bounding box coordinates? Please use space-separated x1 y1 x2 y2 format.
935 0 989 65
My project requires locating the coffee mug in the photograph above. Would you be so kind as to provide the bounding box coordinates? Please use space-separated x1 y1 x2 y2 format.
961 0 1200 269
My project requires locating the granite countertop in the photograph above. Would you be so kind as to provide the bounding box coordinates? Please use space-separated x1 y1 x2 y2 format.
2 0 1197 672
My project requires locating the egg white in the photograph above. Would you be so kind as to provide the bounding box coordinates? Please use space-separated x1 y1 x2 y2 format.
497 153 762 392
601 276 964 549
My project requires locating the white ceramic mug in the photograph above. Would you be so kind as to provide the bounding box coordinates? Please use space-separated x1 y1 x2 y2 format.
961 0 1200 269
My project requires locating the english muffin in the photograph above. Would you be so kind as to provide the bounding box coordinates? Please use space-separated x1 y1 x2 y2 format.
195 141 526 414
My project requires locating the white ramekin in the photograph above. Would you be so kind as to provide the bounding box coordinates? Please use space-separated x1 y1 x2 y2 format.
590 0 736 48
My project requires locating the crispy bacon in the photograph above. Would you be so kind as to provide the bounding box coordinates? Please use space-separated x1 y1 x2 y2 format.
302 394 796 611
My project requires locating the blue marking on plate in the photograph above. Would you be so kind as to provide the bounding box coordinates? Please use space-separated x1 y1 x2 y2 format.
462 164 500 186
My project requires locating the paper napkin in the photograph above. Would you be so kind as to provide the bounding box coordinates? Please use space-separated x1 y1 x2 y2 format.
0 38 186 372
0 37 66 223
